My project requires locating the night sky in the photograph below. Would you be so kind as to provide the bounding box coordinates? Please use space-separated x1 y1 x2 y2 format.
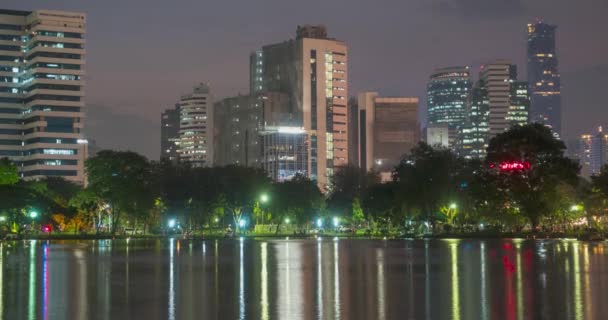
5 0 608 159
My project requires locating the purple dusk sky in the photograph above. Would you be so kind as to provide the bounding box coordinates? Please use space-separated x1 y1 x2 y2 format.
5 0 608 159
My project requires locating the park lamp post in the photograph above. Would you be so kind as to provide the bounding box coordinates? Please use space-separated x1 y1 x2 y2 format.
0 216 6 222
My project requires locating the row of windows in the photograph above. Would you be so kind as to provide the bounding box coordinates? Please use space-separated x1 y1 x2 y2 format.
0 139 21 145
0 34 21 41
24 148 77 156
23 83 81 92
23 159 78 166
31 73 81 81
0 24 21 31
28 42 83 50
0 150 20 156
26 52 81 60
0 44 20 51
23 170 77 177
26 105 81 113
36 31 82 39
24 95 81 103
32 62 81 70
0 118 20 124
0 55 19 61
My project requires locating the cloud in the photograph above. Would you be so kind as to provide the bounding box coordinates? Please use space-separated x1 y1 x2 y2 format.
427 0 526 19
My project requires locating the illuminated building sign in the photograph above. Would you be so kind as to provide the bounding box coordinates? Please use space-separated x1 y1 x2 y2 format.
490 161 531 171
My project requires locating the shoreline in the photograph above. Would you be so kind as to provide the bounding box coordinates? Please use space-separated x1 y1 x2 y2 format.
3 231 606 242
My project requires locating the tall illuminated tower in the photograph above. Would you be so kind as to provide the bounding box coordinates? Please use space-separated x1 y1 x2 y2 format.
527 20 561 137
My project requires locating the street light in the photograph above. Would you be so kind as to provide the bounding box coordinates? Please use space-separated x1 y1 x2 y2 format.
285 218 290 224
168 219 176 228
29 211 38 219
0 216 6 222
570 205 582 212
449 203 457 210
316 218 323 228
238 219 247 228
260 193 269 203
332 217 339 228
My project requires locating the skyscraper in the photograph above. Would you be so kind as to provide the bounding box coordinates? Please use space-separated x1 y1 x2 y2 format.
161 104 180 163
527 20 561 137
0 9 87 183
358 92 419 180
579 127 608 176
427 66 471 147
177 83 213 167
458 61 529 159
251 25 348 189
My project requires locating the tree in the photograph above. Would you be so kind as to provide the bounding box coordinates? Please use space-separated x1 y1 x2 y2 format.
86 150 153 234
485 124 580 229
0 158 18 185
270 174 324 233
328 165 380 216
214 166 271 232
393 142 468 226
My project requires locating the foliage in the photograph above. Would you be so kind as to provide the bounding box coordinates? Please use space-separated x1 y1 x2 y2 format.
485 124 580 229
0 158 19 186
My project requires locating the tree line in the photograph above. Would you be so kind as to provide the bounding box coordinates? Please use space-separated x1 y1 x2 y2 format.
1 124 608 236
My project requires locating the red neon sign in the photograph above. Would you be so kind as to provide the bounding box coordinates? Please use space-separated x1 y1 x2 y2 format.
497 161 531 171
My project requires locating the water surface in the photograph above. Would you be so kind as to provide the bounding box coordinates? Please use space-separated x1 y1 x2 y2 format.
1 238 607 319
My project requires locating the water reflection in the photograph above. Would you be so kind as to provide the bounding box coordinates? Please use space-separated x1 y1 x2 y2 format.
0 239 607 319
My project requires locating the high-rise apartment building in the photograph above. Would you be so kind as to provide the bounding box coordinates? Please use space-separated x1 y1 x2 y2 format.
0 9 87 183
358 92 419 179
527 20 561 137
458 61 529 159
427 66 471 147
161 104 180 163
579 127 608 176
251 25 348 189
177 83 213 167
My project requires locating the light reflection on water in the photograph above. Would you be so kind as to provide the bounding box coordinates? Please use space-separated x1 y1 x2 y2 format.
0 239 607 319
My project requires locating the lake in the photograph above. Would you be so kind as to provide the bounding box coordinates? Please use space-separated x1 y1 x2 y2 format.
1 238 607 320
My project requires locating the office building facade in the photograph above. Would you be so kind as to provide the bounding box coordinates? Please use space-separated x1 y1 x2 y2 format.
161 104 180 163
427 66 471 147
260 126 308 182
177 83 213 167
251 25 348 189
358 92 419 177
0 9 87 183
459 61 529 159
527 20 561 137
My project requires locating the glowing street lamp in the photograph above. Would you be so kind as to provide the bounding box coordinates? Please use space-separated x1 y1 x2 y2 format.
260 193 269 204
285 218 290 224
449 203 457 210
316 218 323 228
214 217 219 223
0 216 6 222
168 219 176 228
238 219 247 228
29 211 38 219
570 205 582 212
332 217 339 228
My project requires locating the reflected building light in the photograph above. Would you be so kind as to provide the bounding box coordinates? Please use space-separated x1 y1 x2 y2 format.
42 244 49 320
334 241 340 319
573 243 582 320
516 242 523 320
261 243 269 320
425 241 431 320
0 243 3 320
169 238 175 320
583 244 592 318
239 240 245 320
28 241 36 320
450 242 461 320
317 241 323 319
480 242 488 320
74 248 87 319
377 250 386 320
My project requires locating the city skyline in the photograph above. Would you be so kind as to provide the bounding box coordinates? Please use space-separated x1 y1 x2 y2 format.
3 0 608 160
